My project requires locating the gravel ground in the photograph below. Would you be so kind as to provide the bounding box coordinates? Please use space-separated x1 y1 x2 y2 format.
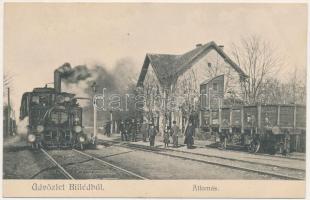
3 136 66 179
3 135 302 180
46 149 142 179
85 145 281 180
119 142 305 179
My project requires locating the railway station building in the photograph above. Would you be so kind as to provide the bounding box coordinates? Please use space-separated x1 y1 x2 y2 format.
136 41 248 134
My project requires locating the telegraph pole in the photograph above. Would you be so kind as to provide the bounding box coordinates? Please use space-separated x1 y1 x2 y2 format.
110 110 113 134
7 87 11 136
91 82 97 143
208 88 212 110
94 103 97 139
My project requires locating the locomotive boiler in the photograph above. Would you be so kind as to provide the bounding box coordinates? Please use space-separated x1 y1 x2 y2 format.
19 65 89 149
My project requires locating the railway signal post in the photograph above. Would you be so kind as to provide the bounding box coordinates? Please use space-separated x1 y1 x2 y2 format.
92 82 97 143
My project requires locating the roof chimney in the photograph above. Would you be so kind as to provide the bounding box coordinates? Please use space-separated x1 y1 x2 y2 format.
196 43 202 47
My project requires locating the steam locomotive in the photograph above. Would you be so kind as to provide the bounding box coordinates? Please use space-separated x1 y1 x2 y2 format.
19 65 91 149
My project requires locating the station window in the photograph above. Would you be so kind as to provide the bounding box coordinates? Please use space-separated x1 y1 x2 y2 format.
213 83 218 91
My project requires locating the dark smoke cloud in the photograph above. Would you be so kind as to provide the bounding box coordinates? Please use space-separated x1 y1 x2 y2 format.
112 58 139 92
56 63 92 84
59 58 139 98
86 65 118 95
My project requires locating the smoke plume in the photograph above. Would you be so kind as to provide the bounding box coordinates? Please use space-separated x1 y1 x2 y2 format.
56 63 92 83
60 58 139 98
59 59 139 125
17 117 29 136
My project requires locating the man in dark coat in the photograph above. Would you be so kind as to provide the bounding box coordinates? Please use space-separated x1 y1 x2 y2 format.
105 121 111 137
171 121 180 147
219 130 228 150
119 120 126 141
125 120 131 141
282 130 290 156
148 123 157 147
184 121 195 149
136 120 141 141
140 120 148 142
131 119 137 142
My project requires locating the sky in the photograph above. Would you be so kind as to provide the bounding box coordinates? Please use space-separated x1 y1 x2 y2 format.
3 3 308 115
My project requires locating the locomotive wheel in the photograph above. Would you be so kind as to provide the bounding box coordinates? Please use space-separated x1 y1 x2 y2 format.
30 143 40 150
248 140 260 153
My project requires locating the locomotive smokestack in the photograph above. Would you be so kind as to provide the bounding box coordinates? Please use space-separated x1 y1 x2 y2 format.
54 62 72 93
54 70 61 93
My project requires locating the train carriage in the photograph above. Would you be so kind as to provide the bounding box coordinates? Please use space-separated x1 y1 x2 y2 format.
202 104 306 154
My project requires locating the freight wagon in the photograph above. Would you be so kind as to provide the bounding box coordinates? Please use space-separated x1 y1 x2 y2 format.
201 104 306 154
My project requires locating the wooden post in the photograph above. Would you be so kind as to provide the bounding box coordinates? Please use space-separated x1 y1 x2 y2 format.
180 111 183 133
229 107 232 134
293 105 296 134
110 111 113 134
218 99 222 133
208 88 212 134
208 89 210 110
277 105 281 126
93 106 97 138
8 87 11 136
241 106 244 134
115 120 118 133
209 109 212 129
199 110 202 128
257 104 261 133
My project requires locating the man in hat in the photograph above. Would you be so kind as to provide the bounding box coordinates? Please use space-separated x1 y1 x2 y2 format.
171 120 180 147
119 120 126 141
184 121 195 149
131 118 137 142
140 120 148 142
148 123 157 147
105 121 111 137
125 119 131 141
136 120 141 141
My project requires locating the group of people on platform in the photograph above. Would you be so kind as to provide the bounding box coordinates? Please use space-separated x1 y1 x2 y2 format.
105 117 292 155
118 118 160 146
117 118 196 149
164 121 196 149
118 119 140 142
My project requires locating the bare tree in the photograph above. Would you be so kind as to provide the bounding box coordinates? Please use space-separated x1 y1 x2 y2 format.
280 67 306 105
287 67 306 104
140 69 163 125
231 35 281 104
254 67 306 105
173 69 200 132
258 78 282 104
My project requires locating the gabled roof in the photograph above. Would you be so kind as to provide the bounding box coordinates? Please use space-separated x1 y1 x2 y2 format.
147 54 179 79
137 41 248 87
201 74 225 86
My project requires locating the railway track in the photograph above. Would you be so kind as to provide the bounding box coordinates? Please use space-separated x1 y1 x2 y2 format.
102 138 304 161
41 148 148 180
99 139 304 168
99 139 305 180
40 148 75 179
72 149 148 180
